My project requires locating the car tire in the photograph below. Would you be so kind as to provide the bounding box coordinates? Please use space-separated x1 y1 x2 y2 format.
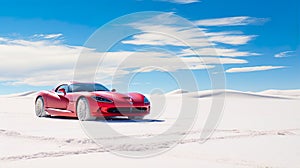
76 97 96 121
35 97 48 117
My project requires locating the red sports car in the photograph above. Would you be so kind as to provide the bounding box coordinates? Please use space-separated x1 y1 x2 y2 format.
35 82 150 121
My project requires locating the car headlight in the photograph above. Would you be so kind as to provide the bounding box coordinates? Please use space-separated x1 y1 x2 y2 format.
92 96 113 103
144 96 150 104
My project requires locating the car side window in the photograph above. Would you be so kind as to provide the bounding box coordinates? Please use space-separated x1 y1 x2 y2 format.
55 84 69 93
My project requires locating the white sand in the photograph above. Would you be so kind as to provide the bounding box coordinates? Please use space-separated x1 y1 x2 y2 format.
0 90 299 168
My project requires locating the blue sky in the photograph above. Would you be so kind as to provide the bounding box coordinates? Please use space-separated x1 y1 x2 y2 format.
0 0 299 94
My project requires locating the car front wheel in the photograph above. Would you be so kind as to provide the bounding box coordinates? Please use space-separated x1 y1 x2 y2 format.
76 97 96 121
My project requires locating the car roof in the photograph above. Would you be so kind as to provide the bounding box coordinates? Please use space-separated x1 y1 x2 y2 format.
69 81 100 85
53 81 101 90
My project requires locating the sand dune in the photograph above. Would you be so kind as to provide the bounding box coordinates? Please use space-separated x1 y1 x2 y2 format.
167 89 299 99
2 89 299 100
258 89 300 98
166 89 189 95
0 91 37 98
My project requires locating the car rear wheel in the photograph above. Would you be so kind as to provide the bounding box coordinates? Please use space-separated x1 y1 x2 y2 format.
76 97 96 121
35 97 48 117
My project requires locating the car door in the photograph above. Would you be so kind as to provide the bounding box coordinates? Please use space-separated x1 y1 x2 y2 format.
46 84 69 109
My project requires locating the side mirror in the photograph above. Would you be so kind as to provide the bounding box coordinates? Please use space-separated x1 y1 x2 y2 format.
111 89 116 92
58 88 66 96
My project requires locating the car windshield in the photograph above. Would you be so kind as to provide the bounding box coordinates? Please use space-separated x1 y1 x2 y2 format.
68 83 109 92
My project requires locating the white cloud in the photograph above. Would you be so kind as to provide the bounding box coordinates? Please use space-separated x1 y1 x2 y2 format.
226 66 286 73
0 37 193 86
33 33 63 39
160 0 200 4
121 13 214 47
0 14 268 87
122 25 212 47
133 64 215 73
195 16 268 27
0 37 8 42
274 51 295 58
197 56 247 65
96 50 245 73
133 66 169 73
187 64 215 70
204 30 256 45
44 33 63 39
123 28 255 46
0 35 249 86
208 34 256 45
0 38 82 86
180 48 259 57
123 14 260 47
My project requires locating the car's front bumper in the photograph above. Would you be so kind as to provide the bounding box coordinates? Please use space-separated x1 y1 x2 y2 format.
93 105 150 117
88 99 150 117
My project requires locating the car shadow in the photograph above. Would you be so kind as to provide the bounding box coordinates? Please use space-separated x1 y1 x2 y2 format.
46 116 78 120
46 116 165 123
98 117 165 123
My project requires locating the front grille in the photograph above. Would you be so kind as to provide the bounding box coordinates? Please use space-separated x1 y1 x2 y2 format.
107 107 147 113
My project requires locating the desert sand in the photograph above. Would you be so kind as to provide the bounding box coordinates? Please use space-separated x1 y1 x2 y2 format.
0 90 299 168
